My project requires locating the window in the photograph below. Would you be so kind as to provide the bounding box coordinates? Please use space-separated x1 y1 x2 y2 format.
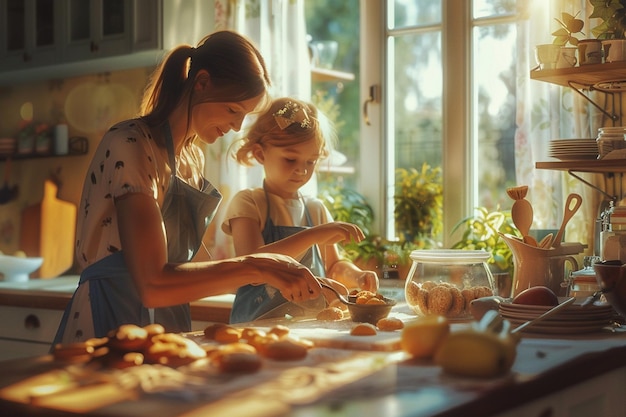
307 0 521 247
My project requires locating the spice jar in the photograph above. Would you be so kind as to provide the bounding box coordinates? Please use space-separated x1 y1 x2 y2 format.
566 255 601 299
404 250 495 320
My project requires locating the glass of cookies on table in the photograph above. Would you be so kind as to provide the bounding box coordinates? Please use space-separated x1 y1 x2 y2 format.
404 250 496 320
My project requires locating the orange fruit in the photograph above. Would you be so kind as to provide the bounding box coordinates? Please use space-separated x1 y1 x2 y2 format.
400 315 450 358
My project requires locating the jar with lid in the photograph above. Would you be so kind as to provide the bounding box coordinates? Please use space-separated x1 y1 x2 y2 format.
404 250 495 320
566 255 601 299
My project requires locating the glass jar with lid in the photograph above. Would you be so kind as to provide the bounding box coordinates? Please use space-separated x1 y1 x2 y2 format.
404 250 495 320
566 255 601 299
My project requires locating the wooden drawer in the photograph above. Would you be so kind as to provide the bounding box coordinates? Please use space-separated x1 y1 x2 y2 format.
0 306 63 343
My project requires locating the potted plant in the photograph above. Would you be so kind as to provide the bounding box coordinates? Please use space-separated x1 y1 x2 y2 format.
318 182 374 236
450 206 519 276
590 0 626 39
552 11 585 46
394 164 443 243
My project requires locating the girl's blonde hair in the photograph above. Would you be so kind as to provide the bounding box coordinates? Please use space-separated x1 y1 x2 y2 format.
234 97 336 166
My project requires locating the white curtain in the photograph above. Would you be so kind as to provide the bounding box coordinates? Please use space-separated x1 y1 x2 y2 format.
206 0 312 259
518 0 608 256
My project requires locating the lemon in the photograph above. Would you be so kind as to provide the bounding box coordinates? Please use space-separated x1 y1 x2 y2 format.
400 315 450 358
434 329 510 378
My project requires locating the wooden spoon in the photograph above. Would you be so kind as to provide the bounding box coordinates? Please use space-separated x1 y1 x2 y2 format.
506 185 534 238
539 233 554 248
551 193 583 248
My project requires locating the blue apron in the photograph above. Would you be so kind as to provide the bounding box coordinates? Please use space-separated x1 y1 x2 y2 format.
229 188 326 323
52 122 222 343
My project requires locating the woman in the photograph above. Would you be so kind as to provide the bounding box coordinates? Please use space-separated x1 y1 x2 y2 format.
53 31 324 345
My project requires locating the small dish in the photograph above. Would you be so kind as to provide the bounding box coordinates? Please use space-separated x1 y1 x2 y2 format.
0 254 43 282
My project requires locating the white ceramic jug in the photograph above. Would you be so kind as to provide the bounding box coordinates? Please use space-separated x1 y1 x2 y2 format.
499 234 583 297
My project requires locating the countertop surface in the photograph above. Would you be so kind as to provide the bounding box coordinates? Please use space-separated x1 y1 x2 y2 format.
0 320 624 417
0 276 234 323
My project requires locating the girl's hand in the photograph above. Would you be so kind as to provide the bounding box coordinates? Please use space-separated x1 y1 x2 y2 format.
241 253 322 302
356 270 379 293
311 222 366 246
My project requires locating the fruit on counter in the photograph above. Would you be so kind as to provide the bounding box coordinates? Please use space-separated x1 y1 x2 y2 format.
400 314 450 358
434 310 520 378
512 286 558 306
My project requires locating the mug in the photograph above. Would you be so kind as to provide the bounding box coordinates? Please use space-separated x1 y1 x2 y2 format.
602 39 626 63
556 46 577 68
534 44 561 70
578 39 603 65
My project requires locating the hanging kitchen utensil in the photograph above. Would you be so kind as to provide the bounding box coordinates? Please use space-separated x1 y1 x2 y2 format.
506 185 535 245
539 233 554 248
0 158 19 204
551 193 583 248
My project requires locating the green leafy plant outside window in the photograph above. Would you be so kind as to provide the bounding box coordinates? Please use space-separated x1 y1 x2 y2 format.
450 206 520 275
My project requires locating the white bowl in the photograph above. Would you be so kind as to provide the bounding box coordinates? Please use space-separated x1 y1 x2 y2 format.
0 255 43 282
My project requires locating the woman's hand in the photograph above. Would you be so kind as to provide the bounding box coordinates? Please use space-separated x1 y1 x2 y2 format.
240 253 322 302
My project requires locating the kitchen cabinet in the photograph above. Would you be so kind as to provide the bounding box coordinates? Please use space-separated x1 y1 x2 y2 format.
0 305 63 361
500 367 625 417
63 0 159 63
0 0 64 72
0 0 162 84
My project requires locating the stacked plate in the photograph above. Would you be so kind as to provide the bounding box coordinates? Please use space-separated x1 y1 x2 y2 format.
549 139 598 160
499 299 614 334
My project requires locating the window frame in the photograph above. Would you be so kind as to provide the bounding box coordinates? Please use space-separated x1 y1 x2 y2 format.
360 0 472 246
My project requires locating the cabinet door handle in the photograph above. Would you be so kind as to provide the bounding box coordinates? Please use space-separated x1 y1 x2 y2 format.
24 314 41 330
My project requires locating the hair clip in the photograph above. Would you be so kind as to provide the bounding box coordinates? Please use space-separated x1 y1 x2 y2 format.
273 101 312 130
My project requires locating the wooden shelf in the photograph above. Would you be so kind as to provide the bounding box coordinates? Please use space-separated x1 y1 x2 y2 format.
0 150 87 162
311 67 355 82
536 159 626 173
530 61 626 88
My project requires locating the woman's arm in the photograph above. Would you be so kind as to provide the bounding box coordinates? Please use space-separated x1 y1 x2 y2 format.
115 193 322 308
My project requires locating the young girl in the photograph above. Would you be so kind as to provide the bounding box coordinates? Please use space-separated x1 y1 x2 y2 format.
222 97 379 323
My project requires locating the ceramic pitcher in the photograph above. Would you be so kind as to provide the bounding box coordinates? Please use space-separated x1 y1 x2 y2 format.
499 234 579 297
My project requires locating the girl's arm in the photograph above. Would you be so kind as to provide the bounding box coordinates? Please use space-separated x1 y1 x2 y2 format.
230 216 378 291
230 217 365 259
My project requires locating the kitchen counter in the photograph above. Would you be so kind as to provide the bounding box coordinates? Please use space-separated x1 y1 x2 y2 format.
0 276 234 324
0 315 624 417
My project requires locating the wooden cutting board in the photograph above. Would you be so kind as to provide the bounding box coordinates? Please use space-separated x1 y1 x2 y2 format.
20 180 77 278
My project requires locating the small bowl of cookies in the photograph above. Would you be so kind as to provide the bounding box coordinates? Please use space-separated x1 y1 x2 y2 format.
345 290 396 324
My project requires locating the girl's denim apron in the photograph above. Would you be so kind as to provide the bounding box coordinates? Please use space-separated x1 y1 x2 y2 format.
230 189 326 323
